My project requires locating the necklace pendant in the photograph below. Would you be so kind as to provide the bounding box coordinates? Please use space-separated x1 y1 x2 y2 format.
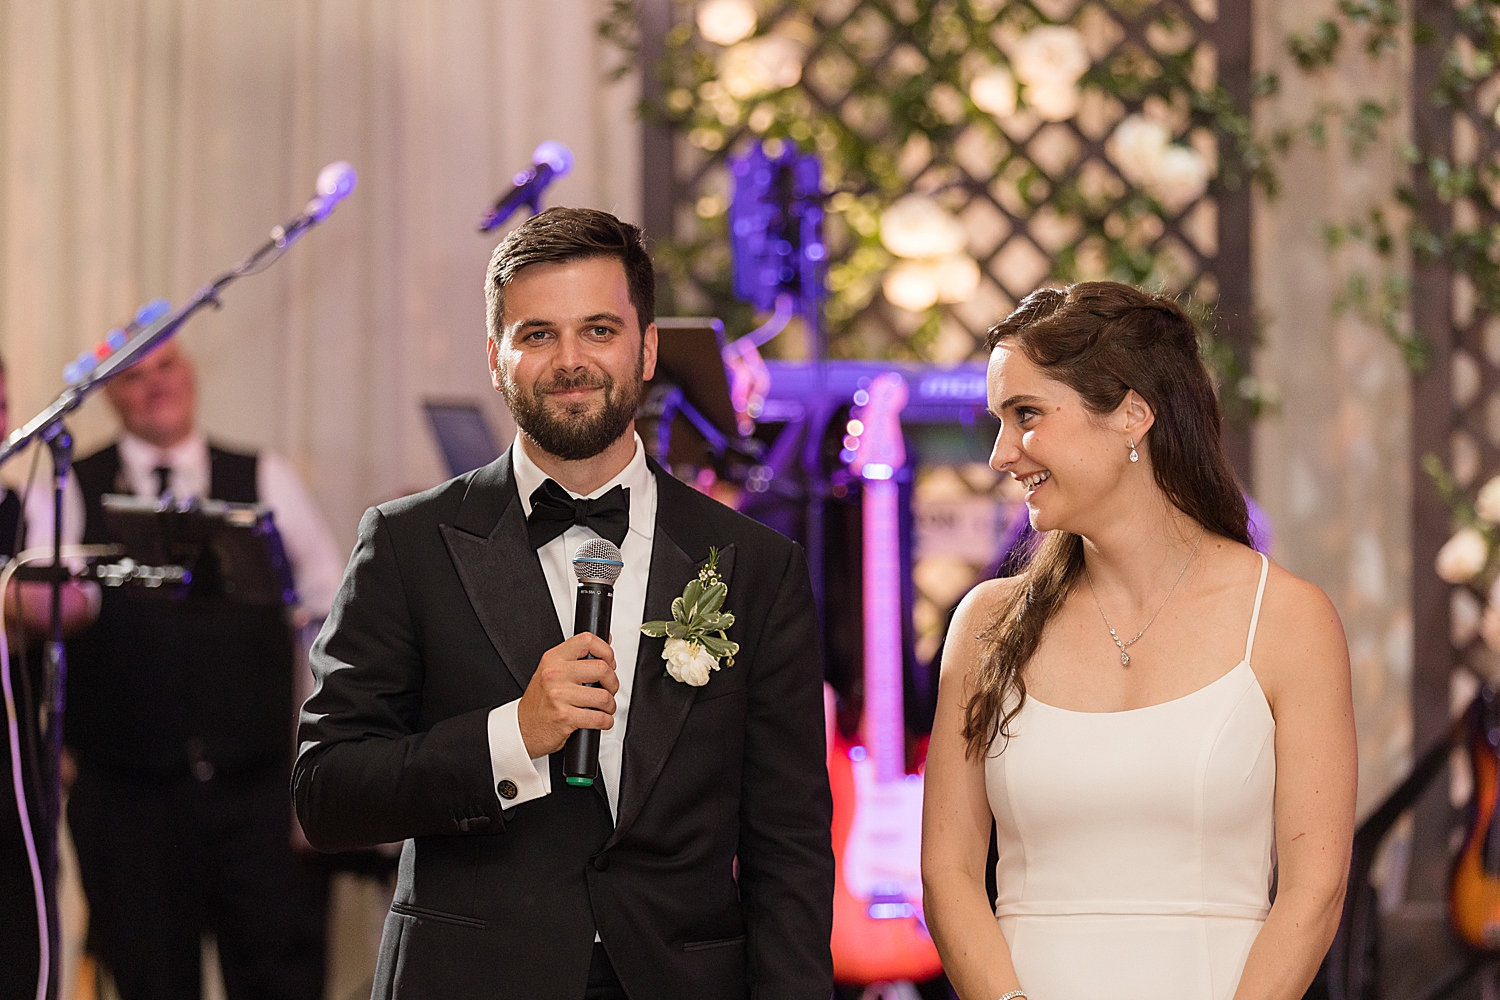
1120 650 1131 666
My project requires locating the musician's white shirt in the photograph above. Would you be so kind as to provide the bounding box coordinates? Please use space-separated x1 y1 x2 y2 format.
487 434 657 822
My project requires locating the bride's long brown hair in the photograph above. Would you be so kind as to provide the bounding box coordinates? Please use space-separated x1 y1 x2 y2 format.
961 282 1252 760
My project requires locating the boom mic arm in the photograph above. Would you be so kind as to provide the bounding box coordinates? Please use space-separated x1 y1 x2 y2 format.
477 141 573 233
0 160 358 467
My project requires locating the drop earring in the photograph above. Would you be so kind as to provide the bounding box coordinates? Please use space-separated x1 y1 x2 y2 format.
1128 439 1139 463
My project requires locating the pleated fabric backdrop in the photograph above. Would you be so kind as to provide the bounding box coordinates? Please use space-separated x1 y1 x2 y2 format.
0 0 640 553
0 5 639 993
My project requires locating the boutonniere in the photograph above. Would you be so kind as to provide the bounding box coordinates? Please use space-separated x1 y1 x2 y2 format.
640 547 739 687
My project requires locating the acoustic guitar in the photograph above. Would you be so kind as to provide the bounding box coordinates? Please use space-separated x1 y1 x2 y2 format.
828 371 944 984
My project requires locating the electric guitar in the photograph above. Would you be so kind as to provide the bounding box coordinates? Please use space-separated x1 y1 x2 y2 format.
829 371 944 984
1451 684 1500 950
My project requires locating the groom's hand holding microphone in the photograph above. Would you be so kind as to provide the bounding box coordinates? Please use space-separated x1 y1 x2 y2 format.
516 539 626 781
516 632 617 759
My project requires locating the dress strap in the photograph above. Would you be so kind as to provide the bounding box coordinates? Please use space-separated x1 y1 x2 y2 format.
1244 552 1270 664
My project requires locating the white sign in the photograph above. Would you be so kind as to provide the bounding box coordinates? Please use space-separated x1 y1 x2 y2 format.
913 498 1004 561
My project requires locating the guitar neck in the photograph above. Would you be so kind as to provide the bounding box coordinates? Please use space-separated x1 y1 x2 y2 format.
862 476 905 784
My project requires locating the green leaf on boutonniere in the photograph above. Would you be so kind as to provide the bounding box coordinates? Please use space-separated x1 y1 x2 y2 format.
694 612 731 630
681 579 704 619
701 635 737 658
698 581 727 616
666 621 690 640
640 621 668 638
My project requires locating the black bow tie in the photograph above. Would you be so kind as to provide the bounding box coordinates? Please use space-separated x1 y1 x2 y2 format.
526 480 630 549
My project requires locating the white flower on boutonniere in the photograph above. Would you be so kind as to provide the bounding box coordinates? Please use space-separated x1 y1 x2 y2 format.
641 547 740 687
663 638 719 686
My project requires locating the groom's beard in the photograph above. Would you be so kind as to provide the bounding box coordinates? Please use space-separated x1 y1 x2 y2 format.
501 353 645 462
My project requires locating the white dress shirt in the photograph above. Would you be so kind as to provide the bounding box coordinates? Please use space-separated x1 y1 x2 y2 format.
26 430 346 617
486 433 657 821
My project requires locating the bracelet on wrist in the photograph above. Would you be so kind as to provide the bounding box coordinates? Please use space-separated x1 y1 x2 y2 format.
996 991 1027 1000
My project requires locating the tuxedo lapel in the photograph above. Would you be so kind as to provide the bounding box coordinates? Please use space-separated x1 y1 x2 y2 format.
609 467 737 847
439 452 564 692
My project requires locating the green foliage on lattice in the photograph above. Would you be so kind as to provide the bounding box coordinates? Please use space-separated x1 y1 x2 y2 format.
1283 0 1500 378
1318 1 1500 654
601 0 1271 382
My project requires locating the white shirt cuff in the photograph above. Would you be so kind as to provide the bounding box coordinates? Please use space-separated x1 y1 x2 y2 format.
486 700 551 808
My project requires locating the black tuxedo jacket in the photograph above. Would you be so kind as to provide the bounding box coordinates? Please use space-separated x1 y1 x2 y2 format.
293 453 833 1000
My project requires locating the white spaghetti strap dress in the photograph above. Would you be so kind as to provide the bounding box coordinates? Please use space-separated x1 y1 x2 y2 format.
985 553 1275 999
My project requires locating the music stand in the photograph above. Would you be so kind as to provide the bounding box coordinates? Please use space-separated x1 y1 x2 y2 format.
424 399 504 477
651 318 740 439
94 495 297 605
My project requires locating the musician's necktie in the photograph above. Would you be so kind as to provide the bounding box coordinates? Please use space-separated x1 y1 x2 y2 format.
152 465 172 498
525 479 630 549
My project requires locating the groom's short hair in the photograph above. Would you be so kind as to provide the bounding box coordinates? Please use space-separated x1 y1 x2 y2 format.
485 207 656 344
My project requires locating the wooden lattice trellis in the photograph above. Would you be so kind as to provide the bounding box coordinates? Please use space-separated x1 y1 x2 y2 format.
636 0 1254 474
1410 0 1500 931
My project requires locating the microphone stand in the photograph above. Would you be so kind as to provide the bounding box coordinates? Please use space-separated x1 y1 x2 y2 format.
0 187 346 1000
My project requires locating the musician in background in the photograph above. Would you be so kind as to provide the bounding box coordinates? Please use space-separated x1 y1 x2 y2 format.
32 338 345 1000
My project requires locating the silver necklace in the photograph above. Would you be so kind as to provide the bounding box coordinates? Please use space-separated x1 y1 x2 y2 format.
1084 527 1205 666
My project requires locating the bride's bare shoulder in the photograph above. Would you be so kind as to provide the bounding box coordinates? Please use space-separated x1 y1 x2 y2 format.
1249 561 1349 704
940 576 1024 679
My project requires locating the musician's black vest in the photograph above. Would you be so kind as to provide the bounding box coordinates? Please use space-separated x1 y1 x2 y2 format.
0 489 19 561
65 444 294 783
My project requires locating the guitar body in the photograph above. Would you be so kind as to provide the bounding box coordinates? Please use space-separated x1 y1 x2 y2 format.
1451 687 1500 950
830 732 944 983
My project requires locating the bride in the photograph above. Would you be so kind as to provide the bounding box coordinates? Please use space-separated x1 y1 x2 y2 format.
921 282 1356 1000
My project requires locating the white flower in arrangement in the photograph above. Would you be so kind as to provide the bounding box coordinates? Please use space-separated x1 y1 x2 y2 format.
1110 114 1171 186
1011 25 1090 90
1153 145 1211 212
1437 525 1490 584
1454 586 1483 647
1108 115 1211 211
1025 80 1081 122
879 194 966 259
931 253 981 303
878 197 979 312
720 34 804 99
1477 474 1500 523
663 637 720 687
882 260 941 312
696 0 758 47
881 254 981 312
1481 601 1500 654
969 66 1018 118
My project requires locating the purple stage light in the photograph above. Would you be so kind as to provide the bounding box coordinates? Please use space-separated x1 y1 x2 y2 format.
726 141 825 317
1245 492 1274 554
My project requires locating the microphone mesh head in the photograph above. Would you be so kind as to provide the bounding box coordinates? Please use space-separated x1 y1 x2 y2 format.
573 538 623 584
316 161 358 199
533 140 574 177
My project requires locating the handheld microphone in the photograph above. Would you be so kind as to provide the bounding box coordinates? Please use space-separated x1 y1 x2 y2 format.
477 141 574 233
563 537 623 787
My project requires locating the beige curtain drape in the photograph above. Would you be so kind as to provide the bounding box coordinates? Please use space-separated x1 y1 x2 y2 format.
0 0 641 552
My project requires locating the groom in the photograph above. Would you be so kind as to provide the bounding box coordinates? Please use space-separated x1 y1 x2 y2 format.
293 208 833 999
